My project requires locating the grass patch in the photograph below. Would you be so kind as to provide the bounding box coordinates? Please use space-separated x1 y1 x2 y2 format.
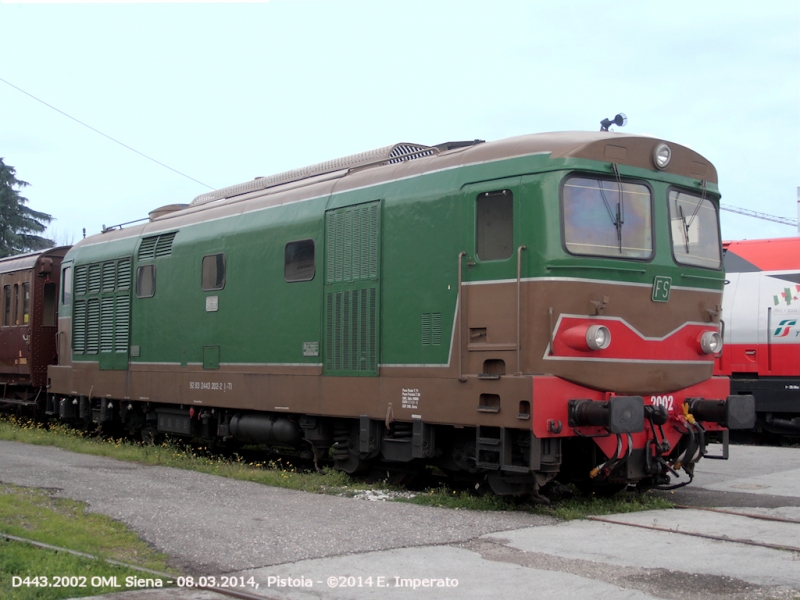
0 415 673 519
0 483 173 599
0 415 369 495
402 484 672 519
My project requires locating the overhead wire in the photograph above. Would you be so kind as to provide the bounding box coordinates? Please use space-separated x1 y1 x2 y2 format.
0 76 214 190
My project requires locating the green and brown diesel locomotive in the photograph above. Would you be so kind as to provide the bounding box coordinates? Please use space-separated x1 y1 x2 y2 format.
44 131 755 495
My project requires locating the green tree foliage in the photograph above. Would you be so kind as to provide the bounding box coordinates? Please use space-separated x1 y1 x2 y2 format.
0 158 54 258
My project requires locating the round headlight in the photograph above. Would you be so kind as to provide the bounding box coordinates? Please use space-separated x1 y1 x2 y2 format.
700 331 722 354
586 325 611 350
653 143 671 170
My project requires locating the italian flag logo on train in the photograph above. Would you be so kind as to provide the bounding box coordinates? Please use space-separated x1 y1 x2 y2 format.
774 285 800 306
651 276 671 303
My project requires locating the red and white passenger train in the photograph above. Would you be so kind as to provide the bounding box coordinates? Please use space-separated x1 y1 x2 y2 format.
716 237 800 434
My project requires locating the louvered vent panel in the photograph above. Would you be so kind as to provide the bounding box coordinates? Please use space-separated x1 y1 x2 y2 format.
117 259 131 290
138 236 158 260
114 298 130 352
343 290 353 371
421 313 441 346
327 207 341 283
367 288 377 369
388 144 435 164
86 298 100 353
325 292 334 371
431 312 442 345
324 201 379 374
325 202 379 284
367 203 379 278
73 300 86 353
358 288 367 371
325 288 377 373
342 209 353 282
102 262 116 292
100 297 115 352
155 232 176 257
74 266 88 296
325 291 345 372
87 264 101 294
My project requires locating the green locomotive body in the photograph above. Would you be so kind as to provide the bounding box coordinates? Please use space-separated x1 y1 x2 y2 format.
48 132 754 495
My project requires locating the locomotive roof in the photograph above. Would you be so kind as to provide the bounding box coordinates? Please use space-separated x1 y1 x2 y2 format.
184 131 717 211
86 131 718 245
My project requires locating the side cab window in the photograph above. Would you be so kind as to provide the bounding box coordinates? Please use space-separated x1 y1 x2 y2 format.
476 190 513 261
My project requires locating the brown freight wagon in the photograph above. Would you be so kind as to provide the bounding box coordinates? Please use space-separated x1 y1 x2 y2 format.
0 247 70 408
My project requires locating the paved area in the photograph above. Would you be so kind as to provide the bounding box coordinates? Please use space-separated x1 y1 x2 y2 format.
1 440 799 599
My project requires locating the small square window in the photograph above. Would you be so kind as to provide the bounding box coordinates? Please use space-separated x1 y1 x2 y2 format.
202 254 226 291
285 239 315 282
476 191 514 261
136 265 156 298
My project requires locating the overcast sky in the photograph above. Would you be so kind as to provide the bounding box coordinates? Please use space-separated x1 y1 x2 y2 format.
1 0 798 245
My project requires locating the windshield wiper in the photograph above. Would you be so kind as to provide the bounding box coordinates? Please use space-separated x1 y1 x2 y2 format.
598 165 625 253
679 205 690 253
678 181 708 255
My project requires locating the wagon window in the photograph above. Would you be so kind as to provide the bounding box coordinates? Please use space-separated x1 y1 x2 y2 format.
285 239 316 282
476 190 513 261
13 284 18 325
136 265 156 298
3 286 9 326
668 189 721 269
562 176 653 259
43 283 57 326
22 283 30 324
201 253 226 291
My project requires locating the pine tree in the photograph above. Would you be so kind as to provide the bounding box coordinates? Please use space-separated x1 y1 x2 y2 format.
0 158 54 258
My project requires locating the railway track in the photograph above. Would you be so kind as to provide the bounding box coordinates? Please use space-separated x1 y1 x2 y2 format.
588 505 800 554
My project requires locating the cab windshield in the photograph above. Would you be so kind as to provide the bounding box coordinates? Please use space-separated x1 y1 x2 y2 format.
562 176 653 259
668 189 721 269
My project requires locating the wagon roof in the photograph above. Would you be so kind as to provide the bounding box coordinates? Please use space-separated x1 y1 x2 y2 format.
0 246 71 275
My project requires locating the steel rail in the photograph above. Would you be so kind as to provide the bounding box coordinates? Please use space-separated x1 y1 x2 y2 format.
674 504 800 525
586 515 800 553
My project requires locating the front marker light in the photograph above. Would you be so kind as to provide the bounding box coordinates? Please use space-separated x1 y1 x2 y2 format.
699 331 722 354
586 325 611 350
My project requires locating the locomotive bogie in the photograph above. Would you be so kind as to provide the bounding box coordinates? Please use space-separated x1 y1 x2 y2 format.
40 132 753 494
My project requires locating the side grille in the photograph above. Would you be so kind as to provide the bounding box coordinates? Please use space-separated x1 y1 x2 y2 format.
422 313 442 346
72 257 132 360
138 232 177 260
325 288 377 373
325 202 379 283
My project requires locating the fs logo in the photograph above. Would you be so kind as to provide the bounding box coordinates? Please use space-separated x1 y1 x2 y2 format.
773 320 797 337
652 276 671 303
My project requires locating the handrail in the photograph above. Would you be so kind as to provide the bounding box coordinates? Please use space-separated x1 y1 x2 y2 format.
546 264 646 274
